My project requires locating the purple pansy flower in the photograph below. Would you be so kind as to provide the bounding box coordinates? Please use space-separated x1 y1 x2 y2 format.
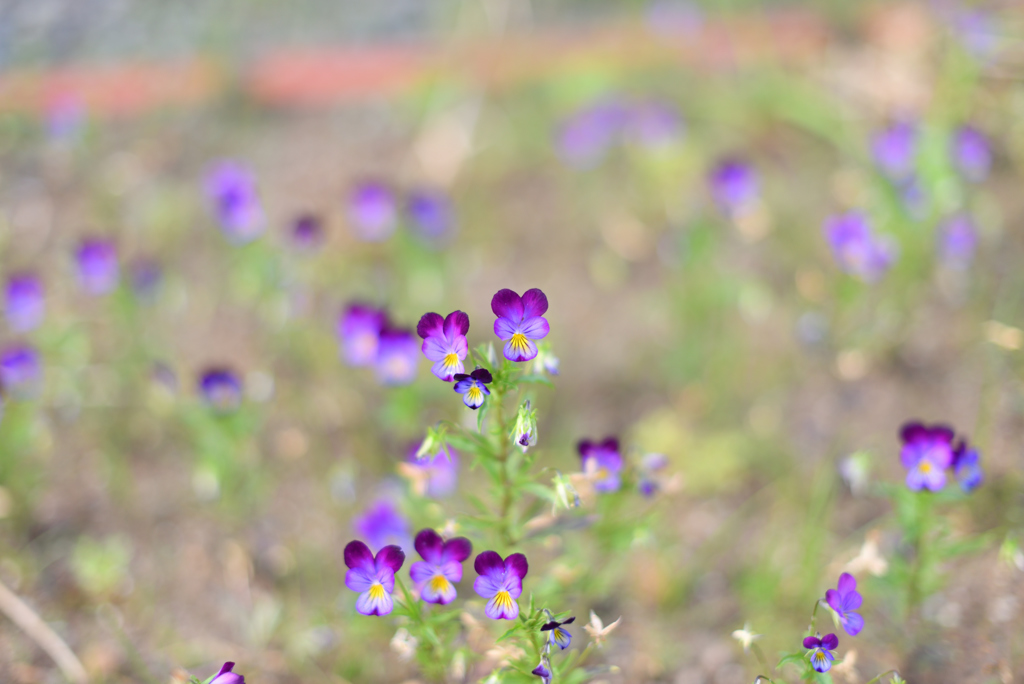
354 499 410 550
5 274 45 332
76 238 119 295
952 125 991 183
531 658 552 683
0 345 41 396
946 7 1000 61
491 288 549 363
953 441 983 493
555 101 625 169
578 437 624 493
453 368 493 409
803 633 839 673
407 190 455 241
473 550 528 620
938 214 977 268
872 122 918 181
899 421 956 492
338 304 387 367
709 158 758 214
344 540 406 617
210 662 245 684
290 214 325 251
417 310 470 382
348 181 397 242
409 529 472 605
198 368 243 412
541 616 575 650
406 443 458 498
825 573 864 636
204 161 265 243
375 327 419 386
623 101 682 149
824 211 895 283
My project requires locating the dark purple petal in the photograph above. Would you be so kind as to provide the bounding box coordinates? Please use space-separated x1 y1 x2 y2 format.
520 289 549 318
442 537 473 563
900 421 927 444
599 437 620 452
540 621 558 631
375 545 406 573
198 368 243 412
417 312 445 340
505 553 528 580
414 529 445 564
803 636 821 649
576 440 595 456
491 289 524 321
821 633 839 650
470 368 493 383
453 373 471 382
443 310 470 338
344 540 375 571
926 424 956 444
474 550 505 579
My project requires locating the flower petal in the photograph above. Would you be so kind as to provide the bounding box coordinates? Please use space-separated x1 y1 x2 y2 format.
409 561 436 586
375 545 406 574
420 572 458 604
484 591 519 620
443 310 470 339
491 289 524 321
344 540 375 571
474 550 505 580
837 572 857 595
414 529 444 563
906 467 927 491
356 585 394 616
821 633 839 650
493 316 518 341
503 336 538 362
453 378 474 394
345 566 375 592
841 612 864 636
422 336 450 362
417 312 444 340
899 421 926 443
825 589 842 613
505 553 529 581
470 368 493 383
441 537 473 564
803 636 821 649
473 573 502 599
519 316 550 340
521 288 549 318
439 559 464 583
841 592 862 613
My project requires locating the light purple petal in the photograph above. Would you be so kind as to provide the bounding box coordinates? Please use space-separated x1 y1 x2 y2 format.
825 588 842 613
520 289 549 318
344 540 375 572
922 465 947 491
420 572 458 604
414 529 444 563
473 573 502 599
841 612 864 636
375 545 406 574
417 312 445 340
519 316 550 340
841 591 862 612
410 561 436 586
503 336 538 362
906 467 927 492
431 356 464 382
463 387 486 409
491 289 524 321
443 310 470 338
439 559 464 583
494 317 518 340
442 537 473 563
484 592 519 620
345 567 375 592
355 586 394 616
422 336 450 362
837 573 857 595
900 444 923 470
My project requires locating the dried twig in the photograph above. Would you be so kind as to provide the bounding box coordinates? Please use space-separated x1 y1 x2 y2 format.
0 576 88 683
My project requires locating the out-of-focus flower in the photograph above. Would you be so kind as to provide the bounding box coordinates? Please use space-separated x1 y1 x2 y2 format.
938 214 977 268
407 190 455 241
845 531 889 577
623 101 682 150
583 610 621 647
899 421 956 492
198 368 243 412
76 238 119 295
541 615 575 650
402 443 458 498
204 161 265 243
945 7 1001 61
417 310 469 381
338 304 387 367
390 627 418 661
731 623 762 652
354 499 410 550
290 214 325 252
453 368 492 410
953 441 983 492
409 529 472 605
375 327 418 386
898 176 929 220
578 437 623 493
210 662 245 684
4 274 44 332
492 288 549 362
347 181 397 242
803 634 839 673
344 540 405 617
709 158 758 214
872 122 917 181
473 550 528 620
839 451 871 496
511 400 538 452
555 101 625 168
826 573 864 636
129 258 162 302
638 452 669 496
952 125 991 182
0 345 41 396
534 346 559 376
531 656 552 683
824 211 895 283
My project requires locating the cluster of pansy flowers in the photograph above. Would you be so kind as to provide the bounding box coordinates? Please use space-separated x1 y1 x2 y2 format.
337 304 419 386
556 96 682 168
899 420 983 493
801 572 866 673
347 180 456 243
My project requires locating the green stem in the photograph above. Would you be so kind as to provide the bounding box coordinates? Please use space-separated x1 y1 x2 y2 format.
491 384 517 546
395 577 447 682
751 643 773 677
907 493 933 617
864 670 900 684
807 598 823 636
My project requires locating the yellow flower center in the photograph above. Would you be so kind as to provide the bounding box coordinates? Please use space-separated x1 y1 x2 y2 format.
429 574 452 593
443 352 460 370
368 583 387 601
467 386 482 402
493 590 514 612
509 333 530 354
919 460 933 473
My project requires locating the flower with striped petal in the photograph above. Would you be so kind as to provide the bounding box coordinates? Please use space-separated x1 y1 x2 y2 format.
899 421 956 492
825 573 864 637
491 288 549 363
453 368 492 409
417 310 469 382
541 616 575 650
803 633 839 673
344 540 406 617
409 529 472 605
473 550 528 620
337 304 387 368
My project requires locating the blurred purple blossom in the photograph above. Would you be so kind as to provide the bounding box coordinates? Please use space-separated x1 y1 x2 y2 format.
938 214 977 268
645 0 704 37
198 368 243 412
4 274 45 332
407 190 455 241
129 258 162 302
899 421 955 492
0 345 41 396
354 499 410 550
952 125 992 182
825 573 864 636
578 437 623 493
872 122 918 181
953 441 983 493
555 101 625 168
824 211 895 283
375 327 419 386
204 161 266 243
75 238 119 296
45 94 87 142
347 181 397 242
406 443 459 498
210 662 245 684
290 214 325 252
709 158 758 214
622 101 683 149
337 304 387 367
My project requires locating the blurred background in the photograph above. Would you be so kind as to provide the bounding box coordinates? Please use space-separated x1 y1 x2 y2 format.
0 0 1022 682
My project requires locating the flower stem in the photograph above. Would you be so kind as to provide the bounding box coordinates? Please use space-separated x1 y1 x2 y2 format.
751 643 773 677
807 598 823 636
863 670 900 684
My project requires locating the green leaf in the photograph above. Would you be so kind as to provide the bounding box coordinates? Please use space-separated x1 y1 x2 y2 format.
496 625 520 643
517 374 554 387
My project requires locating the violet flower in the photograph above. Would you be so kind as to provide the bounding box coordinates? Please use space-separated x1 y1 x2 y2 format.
290 214 325 252
406 443 458 498
531 657 552 683
338 304 387 367
872 122 917 181
824 211 895 283
417 310 469 381
492 288 549 363
0 345 41 396
453 368 492 409
803 633 838 673
555 101 624 169
344 540 405 617
953 441 983 493
709 158 758 214
354 499 410 550
407 190 455 241
375 327 419 386
473 550 528 620
952 125 992 183
409 529 472 605
204 161 265 243
578 437 624 493
825 573 864 636
5 274 44 332
938 214 977 268
75 238 119 295
210 662 245 684
899 421 956 492
198 368 243 412
541 616 575 650
348 181 397 242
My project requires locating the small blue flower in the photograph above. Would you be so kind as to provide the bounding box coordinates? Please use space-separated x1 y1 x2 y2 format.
4 274 44 332
953 441 983 493
541 616 575 650
453 368 492 410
